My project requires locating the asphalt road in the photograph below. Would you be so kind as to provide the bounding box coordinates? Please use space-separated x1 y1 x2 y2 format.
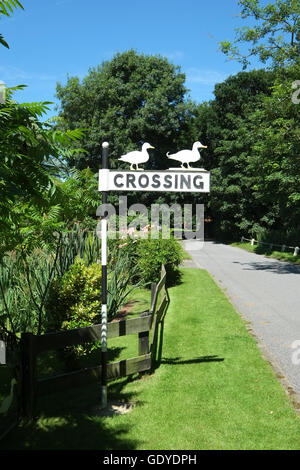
184 240 300 395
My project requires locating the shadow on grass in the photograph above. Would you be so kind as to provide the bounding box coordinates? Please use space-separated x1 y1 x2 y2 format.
160 356 225 365
1 290 170 450
0 374 144 450
151 318 224 371
0 350 147 450
166 268 183 288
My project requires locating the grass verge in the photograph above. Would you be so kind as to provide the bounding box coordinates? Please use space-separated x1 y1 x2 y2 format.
178 240 193 260
1 269 300 450
231 242 300 265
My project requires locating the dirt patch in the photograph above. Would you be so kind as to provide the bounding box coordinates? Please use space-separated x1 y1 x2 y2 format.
89 401 136 417
111 300 138 322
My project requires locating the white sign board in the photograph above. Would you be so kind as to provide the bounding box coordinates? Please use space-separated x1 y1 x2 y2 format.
99 169 210 193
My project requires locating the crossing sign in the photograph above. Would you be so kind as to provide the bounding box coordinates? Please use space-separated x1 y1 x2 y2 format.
98 169 210 193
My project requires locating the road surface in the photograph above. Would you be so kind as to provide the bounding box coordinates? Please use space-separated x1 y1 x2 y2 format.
184 240 300 396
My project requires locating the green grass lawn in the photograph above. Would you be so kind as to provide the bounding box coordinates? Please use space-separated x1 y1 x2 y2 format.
231 242 300 265
1 268 300 450
179 241 193 260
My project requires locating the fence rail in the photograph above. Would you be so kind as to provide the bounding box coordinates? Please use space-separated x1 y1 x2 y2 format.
241 236 300 256
20 265 169 419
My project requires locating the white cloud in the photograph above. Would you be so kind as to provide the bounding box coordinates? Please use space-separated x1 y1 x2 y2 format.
186 68 228 85
0 65 59 82
163 50 184 61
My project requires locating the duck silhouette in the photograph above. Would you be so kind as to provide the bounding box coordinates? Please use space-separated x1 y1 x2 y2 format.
0 378 17 415
166 141 207 169
119 142 155 170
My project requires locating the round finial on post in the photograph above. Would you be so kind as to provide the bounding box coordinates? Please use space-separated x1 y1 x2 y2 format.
102 142 109 170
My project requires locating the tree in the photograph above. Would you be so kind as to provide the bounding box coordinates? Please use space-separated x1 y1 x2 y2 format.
215 0 300 241
56 50 195 171
200 64 300 241
0 0 23 48
220 0 300 69
194 69 276 238
0 86 86 254
245 62 300 239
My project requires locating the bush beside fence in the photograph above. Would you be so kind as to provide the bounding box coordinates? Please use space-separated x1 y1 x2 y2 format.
20 265 169 420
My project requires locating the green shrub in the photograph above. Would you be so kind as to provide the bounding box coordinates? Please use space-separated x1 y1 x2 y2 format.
136 237 183 285
257 228 300 247
46 257 103 367
46 257 102 332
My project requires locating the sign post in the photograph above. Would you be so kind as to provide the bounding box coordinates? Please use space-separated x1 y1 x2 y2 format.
98 141 210 409
100 142 109 409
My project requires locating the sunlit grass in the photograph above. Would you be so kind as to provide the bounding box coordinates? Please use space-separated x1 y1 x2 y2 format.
1 269 300 450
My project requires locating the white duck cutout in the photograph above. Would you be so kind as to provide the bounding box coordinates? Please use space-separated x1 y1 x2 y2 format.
119 142 155 170
0 378 17 415
166 141 207 170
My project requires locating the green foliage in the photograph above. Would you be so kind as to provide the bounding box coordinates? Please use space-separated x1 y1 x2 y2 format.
0 247 63 339
219 0 300 68
245 64 300 236
108 233 184 286
56 168 101 228
107 252 142 320
55 49 195 171
0 0 23 48
233 241 300 264
0 227 100 342
197 69 275 238
258 228 300 246
0 86 86 255
193 63 299 240
46 257 101 332
135 236 183 285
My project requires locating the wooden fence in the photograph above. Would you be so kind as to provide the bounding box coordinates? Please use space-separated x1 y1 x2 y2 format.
241 236 300 256
20 265 169 419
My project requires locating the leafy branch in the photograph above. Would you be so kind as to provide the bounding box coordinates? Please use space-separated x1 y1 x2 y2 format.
219 0 300 68
0 0 24 48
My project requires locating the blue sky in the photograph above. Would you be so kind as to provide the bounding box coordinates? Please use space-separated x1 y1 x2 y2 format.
0 0 262 118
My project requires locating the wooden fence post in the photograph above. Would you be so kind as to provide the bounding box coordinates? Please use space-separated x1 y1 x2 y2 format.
138 330 149 356
21 333 36 420
150 282 156 310
138 310 150 356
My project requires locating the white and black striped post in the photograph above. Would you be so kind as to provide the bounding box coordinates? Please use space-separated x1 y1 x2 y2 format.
101 141 109 408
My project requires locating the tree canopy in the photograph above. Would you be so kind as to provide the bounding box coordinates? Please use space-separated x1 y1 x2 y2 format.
196 61 300 241
219 0 300 68
56 50 196 171
2 0 299 249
